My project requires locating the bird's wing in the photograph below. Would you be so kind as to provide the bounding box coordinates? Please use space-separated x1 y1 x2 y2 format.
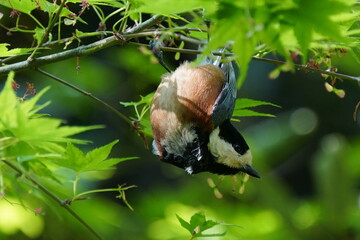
211 61 237 126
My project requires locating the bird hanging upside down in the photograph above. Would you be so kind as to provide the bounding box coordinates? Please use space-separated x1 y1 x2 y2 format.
150 48 260 178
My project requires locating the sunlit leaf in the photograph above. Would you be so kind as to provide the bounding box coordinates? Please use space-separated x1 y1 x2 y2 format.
119 93 154 107
176 214 193 233
0 44 34 57
235 98 280 109
58 140 136 173
133 0 215 15
232 98 280 118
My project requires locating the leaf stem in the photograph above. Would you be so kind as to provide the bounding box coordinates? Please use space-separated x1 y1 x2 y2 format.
73 188 119 201
28 0 67 60
2 159 103 240
73 174 80 196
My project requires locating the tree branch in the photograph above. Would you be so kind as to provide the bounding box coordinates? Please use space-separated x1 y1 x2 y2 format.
1 13 359 84
0 15 164 76
0 36 119 75
156 46 360 83
251 56 360 83
2 159 103 240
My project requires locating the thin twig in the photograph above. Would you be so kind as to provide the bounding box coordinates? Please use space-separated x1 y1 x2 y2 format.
251 56 360 83
354 101 360 121
1 13 359 84
0 36 121 75
1 29 202 65
2 159 103 240
156 46 360 83
28 0 66 60
125 15 164 35
0 15 164 75
36 68 133 126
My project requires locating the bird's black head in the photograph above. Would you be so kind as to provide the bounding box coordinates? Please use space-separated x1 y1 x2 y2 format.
160 122 260 178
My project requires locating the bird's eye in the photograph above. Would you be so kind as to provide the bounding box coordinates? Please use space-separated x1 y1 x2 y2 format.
232 144 245 155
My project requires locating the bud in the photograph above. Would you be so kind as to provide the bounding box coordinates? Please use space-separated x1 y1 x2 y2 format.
324 82 333 92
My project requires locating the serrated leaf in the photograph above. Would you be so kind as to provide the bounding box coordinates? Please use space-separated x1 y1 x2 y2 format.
84 140 136 171
1 72 103 154
232 98 279 118
59 140 135 173
120 93 154 107
92 157 136 170
0 0 75 17
133 0 215 15
202 2 257 88
176 214 193 233
0 44 35 57
201 219 219 231
60 142 85 171
294 22 312 64
235 98 280 109
137 117 152 137
0 72 17 128
189 212 206 228
85 140 119 164
233 109 275 118
189 212 219 233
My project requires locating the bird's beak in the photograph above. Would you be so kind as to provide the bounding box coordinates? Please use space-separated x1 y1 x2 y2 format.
241 164 261 178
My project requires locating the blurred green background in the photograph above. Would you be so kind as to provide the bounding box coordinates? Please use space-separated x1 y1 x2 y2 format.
0 5 360 239
1 44 359 240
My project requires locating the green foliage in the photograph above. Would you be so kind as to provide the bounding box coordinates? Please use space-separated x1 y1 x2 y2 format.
120 92 154 136
0 72 101 155
233 98 280 119
58 141 136 173
0 72 136 239
0 44 35 57
128 0 359 87
176 212 229 239
1 0 359 87
0 0 359 239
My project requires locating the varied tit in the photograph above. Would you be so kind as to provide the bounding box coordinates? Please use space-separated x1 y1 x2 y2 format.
150 49 260 178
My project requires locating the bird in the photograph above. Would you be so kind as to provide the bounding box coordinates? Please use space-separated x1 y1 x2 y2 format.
150 46 260 178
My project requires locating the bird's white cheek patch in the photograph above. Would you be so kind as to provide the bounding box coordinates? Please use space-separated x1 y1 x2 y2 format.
208 128 253 168
217 150 252 169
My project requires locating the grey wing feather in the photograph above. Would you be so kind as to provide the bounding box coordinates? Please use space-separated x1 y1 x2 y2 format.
211 61 238 126
197 48 238 126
